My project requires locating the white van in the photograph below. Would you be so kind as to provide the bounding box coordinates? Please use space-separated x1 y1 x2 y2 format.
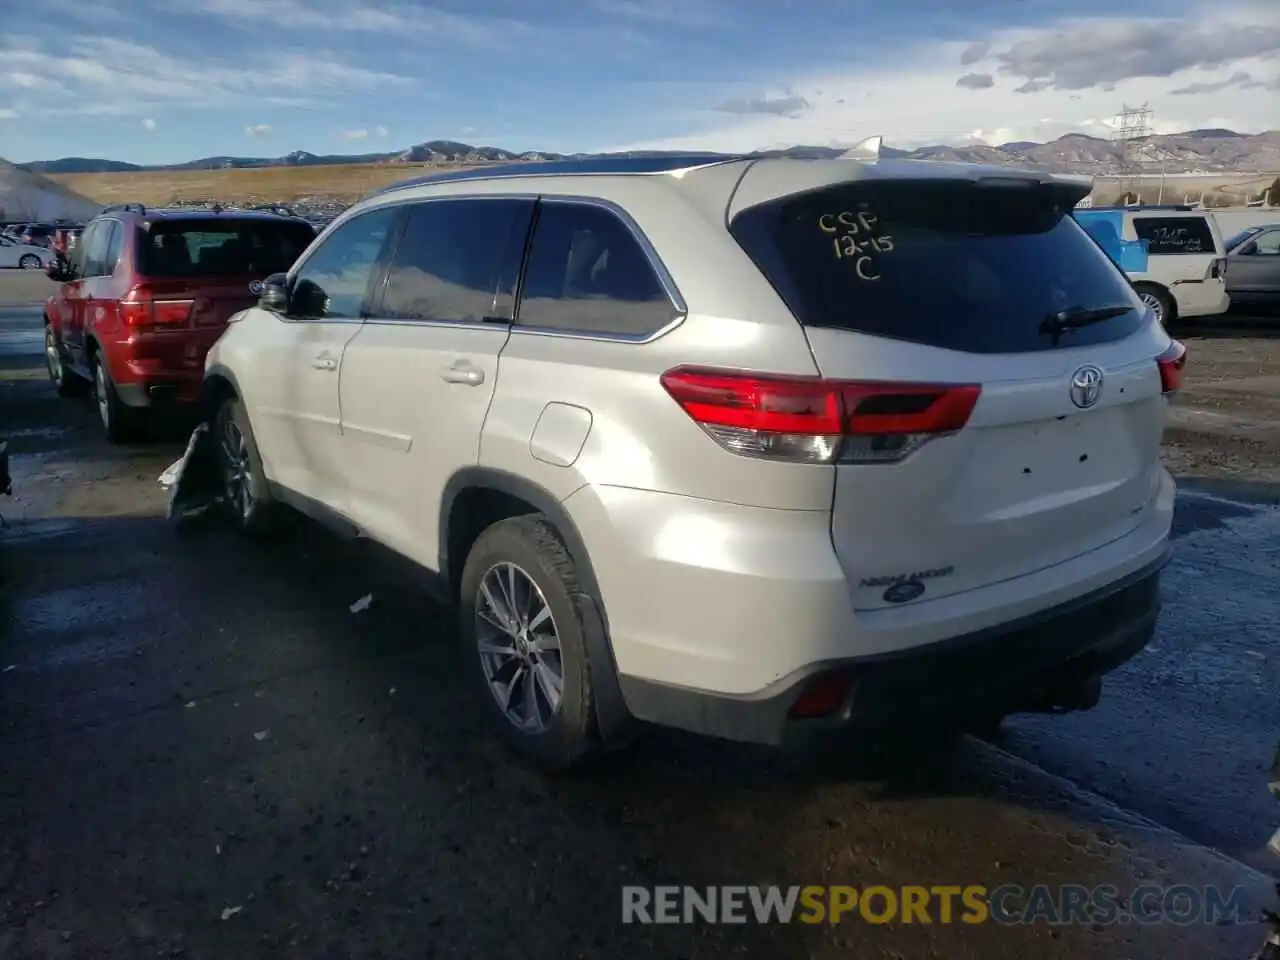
1089 208 1229 325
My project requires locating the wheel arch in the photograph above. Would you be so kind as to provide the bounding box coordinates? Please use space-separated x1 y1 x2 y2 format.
440 467 631 740
201 362 243 422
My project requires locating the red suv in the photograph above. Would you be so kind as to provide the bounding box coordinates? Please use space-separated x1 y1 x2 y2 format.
43 203 316 442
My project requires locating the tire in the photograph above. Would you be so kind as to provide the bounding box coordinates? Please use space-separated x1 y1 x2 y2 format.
213 396 280 537
19 254 41 270
459 515 607 772
1135 284 1175 326
90 351 143 444
45 324 86 397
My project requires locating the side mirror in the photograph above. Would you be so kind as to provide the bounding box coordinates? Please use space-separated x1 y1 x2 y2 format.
291 278 329 318
258 273 290 312
46 262 70 282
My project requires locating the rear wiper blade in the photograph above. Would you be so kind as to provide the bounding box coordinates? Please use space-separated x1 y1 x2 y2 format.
1040 304 1134 338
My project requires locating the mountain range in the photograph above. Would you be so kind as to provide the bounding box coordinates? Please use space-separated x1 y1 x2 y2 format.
19 129 1280 176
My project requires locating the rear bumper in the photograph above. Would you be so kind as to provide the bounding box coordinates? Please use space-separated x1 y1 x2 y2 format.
618 550 1168 746
114 373 203 408
1172 279 1229 318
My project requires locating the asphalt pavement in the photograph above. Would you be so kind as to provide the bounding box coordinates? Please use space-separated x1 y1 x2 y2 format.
1 290 1277 959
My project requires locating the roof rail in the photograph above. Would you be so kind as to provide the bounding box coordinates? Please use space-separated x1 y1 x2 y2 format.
101 202 146 215
369 152 746 197
249 204 298 217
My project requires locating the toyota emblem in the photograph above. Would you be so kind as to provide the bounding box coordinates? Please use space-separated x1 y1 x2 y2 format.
1069 365 1104 409
249 280 265 295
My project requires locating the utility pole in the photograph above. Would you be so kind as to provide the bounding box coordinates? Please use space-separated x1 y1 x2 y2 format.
1110 103 1153 203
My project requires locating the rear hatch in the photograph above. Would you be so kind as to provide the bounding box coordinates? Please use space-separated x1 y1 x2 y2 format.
124 216 315 364
730 173 1177 610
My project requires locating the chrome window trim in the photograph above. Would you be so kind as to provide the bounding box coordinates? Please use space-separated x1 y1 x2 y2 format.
284 191 689 344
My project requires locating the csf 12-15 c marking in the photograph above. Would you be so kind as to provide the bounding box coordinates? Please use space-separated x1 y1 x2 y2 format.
817 211 895 281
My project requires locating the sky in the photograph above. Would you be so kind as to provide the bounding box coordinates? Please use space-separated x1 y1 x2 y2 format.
1 0 1278 165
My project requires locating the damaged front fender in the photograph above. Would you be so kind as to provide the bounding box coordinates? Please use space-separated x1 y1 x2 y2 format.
164 423 224 522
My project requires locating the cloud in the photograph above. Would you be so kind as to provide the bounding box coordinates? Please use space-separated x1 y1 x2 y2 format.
956 73 994 90
990 17 1280 92
0 108 18 121
714 95 810 118
604 5 1280 155
245 123 273 137
0 35 413 116
140 117 156 130
1171 70 1280 94
337 128 369 141
959 42 989 65
374 125 388 138
590 0 720 27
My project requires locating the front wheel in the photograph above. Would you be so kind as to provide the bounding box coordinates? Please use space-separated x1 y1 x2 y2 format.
19 254 42 270
45 325 86 397
214 396 279 537
459 515 611 772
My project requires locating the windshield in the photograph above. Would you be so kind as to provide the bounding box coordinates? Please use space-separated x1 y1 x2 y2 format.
140 219 315 278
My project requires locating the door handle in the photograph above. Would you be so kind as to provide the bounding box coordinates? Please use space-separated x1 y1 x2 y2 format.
312 354 338 371
440 361 484 386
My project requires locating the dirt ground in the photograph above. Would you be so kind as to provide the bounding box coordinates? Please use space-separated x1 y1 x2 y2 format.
1163 318 1280 493
46 162 488 206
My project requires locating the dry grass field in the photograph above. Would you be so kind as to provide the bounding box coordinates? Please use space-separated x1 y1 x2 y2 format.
46 161 498 206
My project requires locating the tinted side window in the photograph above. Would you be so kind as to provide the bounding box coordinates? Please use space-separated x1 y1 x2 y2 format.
516 202 675 337
1133 217 1214 255
379 198 533 323
102 222 122 276
74 226 102 281
290 206 399 319
83 221 116 276
1254 230 1280 256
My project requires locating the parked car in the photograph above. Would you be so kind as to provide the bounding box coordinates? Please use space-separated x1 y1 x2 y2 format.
0 234 55 270
194 155 1185 770
43 202 316 442
19 224 56 248
1225 223 1280 312
1073 206 1229 325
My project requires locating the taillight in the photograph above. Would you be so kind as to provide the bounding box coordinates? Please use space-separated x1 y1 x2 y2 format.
787 671 854 719
1156 341 1186 395
659 366 981 465
121 289 193 327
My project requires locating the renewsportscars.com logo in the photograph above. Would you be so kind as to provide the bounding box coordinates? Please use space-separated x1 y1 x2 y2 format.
621 884 1250 926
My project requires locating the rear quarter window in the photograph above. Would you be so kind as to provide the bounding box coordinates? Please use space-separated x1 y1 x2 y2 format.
1132 216 1215 255
730 179 1146 354
140 219 316 278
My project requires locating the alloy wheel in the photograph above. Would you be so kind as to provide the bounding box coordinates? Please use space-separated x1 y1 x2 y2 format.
45 329 62 384
219 418 254 520
19 255 40 270
94 362 110 429
1140 292 1164 324
475 562 564 734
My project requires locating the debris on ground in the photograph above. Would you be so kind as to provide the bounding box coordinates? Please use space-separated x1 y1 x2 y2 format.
220 906 242 921
349 594 373 614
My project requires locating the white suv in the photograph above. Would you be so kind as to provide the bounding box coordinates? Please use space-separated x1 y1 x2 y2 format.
201 155 1184 769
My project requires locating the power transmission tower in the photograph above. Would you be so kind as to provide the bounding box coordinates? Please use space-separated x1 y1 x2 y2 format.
1111 103 1152 202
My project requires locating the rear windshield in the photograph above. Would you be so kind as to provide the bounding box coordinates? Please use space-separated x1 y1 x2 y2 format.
729 180 1146 353
140 219 315 278
1132 216 1216 255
